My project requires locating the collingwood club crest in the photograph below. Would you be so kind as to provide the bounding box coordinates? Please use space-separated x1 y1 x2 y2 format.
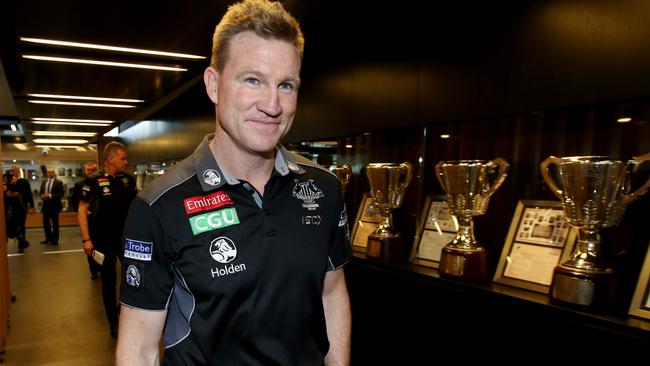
125 265 141 288
292 179 324 210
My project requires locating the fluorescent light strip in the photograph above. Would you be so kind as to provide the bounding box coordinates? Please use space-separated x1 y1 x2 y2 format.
36 145 87 150
28 100 135 108
33 131 97 137
31 121 111 127
33 138 88 144
22 55 187 72
28 93 144 103
21 37 205 60
32 117 114 123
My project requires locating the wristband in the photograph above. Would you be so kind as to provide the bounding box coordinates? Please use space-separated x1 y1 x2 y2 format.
82 239 91 243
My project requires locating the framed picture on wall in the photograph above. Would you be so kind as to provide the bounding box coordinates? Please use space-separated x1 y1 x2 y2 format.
350 193 381 252
629 241 650 320
409 195 457 269
493 200 577 294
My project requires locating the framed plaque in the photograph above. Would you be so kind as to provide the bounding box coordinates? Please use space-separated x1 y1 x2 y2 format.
629 241 650 320
493 200 576 293
409 195 457 268
350 193 381 252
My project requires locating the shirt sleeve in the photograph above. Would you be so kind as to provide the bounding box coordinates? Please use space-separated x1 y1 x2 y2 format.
120 197 174 310
78 176 96 203
327 185 352 270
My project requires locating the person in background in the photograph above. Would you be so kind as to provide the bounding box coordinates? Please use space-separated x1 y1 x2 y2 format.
11 166 35 240
3 172 28 253
71 161 100 279
78 142 137 338
116 1 352 364
39 168 63 245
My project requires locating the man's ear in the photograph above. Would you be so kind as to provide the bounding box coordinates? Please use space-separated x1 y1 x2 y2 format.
204 67 219 104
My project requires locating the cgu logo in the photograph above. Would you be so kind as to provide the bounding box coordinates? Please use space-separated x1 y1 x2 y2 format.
189 207 240 235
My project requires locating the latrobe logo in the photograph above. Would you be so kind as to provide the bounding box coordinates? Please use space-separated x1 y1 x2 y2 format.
189 207 240 235
124 239 153 261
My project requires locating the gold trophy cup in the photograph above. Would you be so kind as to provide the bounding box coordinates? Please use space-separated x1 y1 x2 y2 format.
365 162 413 262
435 158 509 281
330 163 352 195
541 156 645 309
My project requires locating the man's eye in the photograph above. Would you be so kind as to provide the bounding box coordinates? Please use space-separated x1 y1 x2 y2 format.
279 82 295 91
244 78 259 86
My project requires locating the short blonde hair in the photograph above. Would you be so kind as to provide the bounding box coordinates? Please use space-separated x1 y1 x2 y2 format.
210 0 304 72
102 141 126 162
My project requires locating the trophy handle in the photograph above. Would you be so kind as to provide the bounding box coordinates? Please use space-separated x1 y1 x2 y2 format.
486 157 510 195
624 160 650 204
399 161 414 190
434 160 447 192
540 156 563 200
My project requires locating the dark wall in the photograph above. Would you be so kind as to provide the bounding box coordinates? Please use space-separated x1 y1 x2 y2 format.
123 0 650 161
286 0 650 141
120 81 214 164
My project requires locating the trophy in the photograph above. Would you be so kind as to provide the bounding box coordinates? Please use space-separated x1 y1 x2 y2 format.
435 158 509 281
365 162 413 262
330 163 352 195
541 156 646 309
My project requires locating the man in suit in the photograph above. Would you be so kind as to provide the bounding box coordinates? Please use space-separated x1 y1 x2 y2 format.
39 168 64 245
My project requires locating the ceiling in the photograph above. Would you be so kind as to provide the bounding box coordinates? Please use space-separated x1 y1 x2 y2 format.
0 0 236 154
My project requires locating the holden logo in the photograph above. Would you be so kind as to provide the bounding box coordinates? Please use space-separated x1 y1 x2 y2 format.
203 169 221 186
209 237 237 263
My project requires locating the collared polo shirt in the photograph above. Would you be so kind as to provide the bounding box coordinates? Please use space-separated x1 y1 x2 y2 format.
120 134 351 365
80 170 137 250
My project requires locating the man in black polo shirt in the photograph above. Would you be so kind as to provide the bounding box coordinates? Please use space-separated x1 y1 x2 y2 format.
116 0 352 364
78 141 137 337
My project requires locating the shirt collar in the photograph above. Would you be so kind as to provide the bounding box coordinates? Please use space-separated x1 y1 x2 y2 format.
192 134 305 192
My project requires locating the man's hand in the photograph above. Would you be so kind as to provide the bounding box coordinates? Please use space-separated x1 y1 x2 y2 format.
83 240 94 256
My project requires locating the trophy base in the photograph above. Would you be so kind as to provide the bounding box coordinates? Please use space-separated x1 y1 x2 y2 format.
549 264 617 311
438 246 487 281
366 234 406 263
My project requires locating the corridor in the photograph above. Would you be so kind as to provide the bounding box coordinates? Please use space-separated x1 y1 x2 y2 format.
3 226 117 365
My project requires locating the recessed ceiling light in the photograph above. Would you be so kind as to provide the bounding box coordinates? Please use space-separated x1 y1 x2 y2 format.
10 124 17 131
28 100 135 108
31 121 112 127
33 131 97 137
20 37 205 59
36 145 86 149
33 138 88 144
440 134 451 139
23 55 187 72
617 117 632 123
28 93 144 103
13 144 29 151
32 117 114 123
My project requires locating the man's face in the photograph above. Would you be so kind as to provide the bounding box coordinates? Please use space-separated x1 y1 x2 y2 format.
214 32 301 155
47 169 55 179
109 149 128 173
84 165 97 176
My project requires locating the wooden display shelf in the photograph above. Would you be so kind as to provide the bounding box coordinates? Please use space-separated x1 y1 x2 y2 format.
25 211 79 228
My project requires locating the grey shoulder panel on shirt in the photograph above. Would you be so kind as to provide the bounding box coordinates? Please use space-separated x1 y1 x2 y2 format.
285 149 337 178
138 158 195 206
